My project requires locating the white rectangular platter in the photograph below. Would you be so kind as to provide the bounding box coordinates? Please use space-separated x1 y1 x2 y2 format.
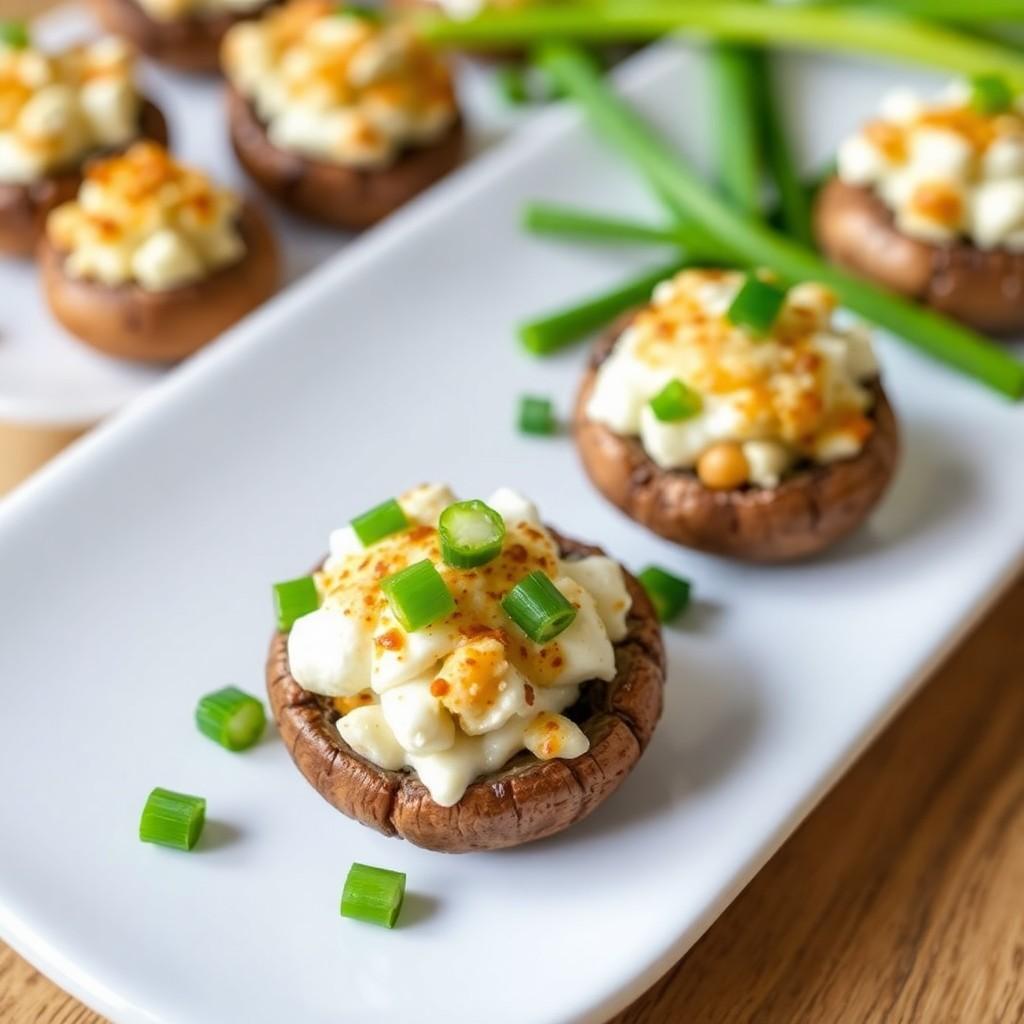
1 34 1023 1024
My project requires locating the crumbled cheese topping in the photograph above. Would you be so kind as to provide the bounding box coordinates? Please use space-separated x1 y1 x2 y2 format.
586 270 880 486
286 483 633 806
222 1 458 169
837 82 1024 249
0 36 141 186
46 142 246 292
135 0 269 20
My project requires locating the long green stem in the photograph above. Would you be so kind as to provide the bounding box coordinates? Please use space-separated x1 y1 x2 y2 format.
536 41 1024 399
523 202 698 248
849 0 1024 18
709 44 764 217
419 5 1024 89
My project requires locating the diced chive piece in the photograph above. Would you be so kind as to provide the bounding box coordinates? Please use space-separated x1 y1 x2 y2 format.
502 570 577 644
649 379 702 422
969 73 1014 115
341 863 406 929
139 788 206 851
380 559 455 632
638 567 692 623
439 500 506 569
273 575 319 632
496 64 529 106
0 20 29 49
726 275 788 335
351 498 409 547
336 3 381 21
195 686 266 752
518 395 556 436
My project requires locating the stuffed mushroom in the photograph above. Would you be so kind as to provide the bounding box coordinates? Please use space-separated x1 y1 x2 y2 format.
0 30 168 257
41 141 279 362
815 78 1024 336
575 269 900 563
222 1 464 230
267 483 665 853
87 0 280 73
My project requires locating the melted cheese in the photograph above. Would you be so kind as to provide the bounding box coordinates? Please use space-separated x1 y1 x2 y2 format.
222 1 457 169
286 483 633 806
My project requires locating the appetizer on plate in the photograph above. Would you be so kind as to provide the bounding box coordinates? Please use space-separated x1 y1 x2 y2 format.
41 141 279 362
267 483 665 853
0 30 167 257
816 77 1024 336
223 1 464 229
87 0 280 73
575 269 900 563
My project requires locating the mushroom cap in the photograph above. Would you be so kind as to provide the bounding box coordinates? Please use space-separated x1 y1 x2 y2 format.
574 316 901 563
814 177 1024 337
266 532 666 854
227 86 465 230
0 99 168 258
40 198 280 362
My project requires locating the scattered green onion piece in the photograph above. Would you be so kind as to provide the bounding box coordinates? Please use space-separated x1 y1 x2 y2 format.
496 65 529 106
518 395 557 436
727 275 787 334
502 570 577 644
337 4 381 21
351 498 409 547
638 567 692 622
380 559 455 632
273 576 319 632
649 379 702 422
139 788 206 851
0 20 28 48
968 73 1014 115
341 863 406 929
195 686 266 752
439 500 506 568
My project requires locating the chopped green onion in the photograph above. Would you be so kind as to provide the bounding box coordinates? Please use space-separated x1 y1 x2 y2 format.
523 201 697 249
638 567 692 622
649 379 702 422
969 73 1014 115
496 65 529 105
380 559 455 632
439 500 506 568
351 498 408 547
518 395 557 435
195 686 266 752
337 4 381 21
273 576 319 632
139 787 206 851
502 571 577 644
0 20 28 49
727 275 787 334
341 863 406 929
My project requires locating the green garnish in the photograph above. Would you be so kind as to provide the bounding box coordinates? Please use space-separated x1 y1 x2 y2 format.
380 559 455 632
337 4 382 21
523 201 694 248
649 379 702 422
0 20 29 49
351 498 409 547
273 576 319 632
727 275 788 334
968 73 1014 115
341 863 406 929
139 788 206 851
709 44 763 218
195 686 266 752
496 65 529 106
439 500 506 568
638 567 692 622
502 570 577 644
518 395 556 436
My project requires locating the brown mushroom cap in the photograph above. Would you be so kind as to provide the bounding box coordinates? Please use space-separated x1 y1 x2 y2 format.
86 0 281 73
227 85 465 230
266 532 666 854
40 199 280 362
574 316 901 563
0 99 168 258
814 177 1024 337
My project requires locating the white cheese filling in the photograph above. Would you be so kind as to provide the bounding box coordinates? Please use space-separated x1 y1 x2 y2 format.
287 483 633 807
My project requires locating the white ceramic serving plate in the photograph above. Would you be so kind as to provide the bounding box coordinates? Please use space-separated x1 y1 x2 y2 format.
0 38 1022 1024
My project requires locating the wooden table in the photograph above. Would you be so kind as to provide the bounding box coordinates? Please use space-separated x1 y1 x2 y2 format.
3 3 1024 1021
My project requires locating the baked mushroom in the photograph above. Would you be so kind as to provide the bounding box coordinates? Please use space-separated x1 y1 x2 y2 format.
40 141 279 362
87 0 280 73
0 30 168 257
266 483 665 853
222 1 464 230
815 78 1024 336
575 269 900 563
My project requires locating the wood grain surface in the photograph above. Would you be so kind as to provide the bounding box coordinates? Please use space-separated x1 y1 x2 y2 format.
3 3 1024 1023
